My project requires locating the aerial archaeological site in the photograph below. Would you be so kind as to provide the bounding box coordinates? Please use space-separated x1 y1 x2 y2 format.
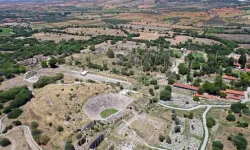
0 0 250 150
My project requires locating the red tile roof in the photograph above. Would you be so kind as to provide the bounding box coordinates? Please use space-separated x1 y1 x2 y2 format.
225 89 244 96
227 95 242 100
222 75 238 81
173 83 199 91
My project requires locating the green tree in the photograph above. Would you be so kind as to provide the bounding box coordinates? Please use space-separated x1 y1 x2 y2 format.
65 142 75 150
193 96 200 102
178 63 188 75
212 141 224 150
89 44 95 51
107 49 115 58
207 117 216 128
160 89 171 101
41 61 48 68
150 79 158 85
57 125 64 132
31 121 39 130
226 114 236 122
239 54 247 69
7 108 23 119
232 134 248 150
149 88 154 96
49 57 57 68
0 138 11 147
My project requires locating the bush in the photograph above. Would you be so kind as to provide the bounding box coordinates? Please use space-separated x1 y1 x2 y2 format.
33 73 64 88
212 141 224 150
160 89 171 101
193 96 200 102
39 135 50 145
154 85 159 90
41 61 48 68
174 126 181 133
49 56 57 68
165 85 172 92
207 117 216 128
57 126 64 132
168 78 175 85
158 134 165 142
220 92 227 98
32 129 43 142
7 108 23 119
0 138 11 147
166 135 171 144
31 121 39 130
150 79 158 85
149 88 154 96
232 134 248 150
107 49 114 58
226 114 236 122
230 102 247 113
12 120 22 126
65 142 75 150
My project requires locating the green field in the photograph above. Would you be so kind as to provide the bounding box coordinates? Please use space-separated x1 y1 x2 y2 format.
101 108 118 118
0 28 11 36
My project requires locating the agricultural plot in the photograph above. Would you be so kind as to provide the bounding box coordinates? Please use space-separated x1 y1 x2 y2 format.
32 32 90 43
166 36 219 45
63 27 126 37
212 33 250 42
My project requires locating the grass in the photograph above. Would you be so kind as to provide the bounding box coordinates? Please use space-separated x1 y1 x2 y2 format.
101 18 131 25
0 28 11 36
192 52 204 59
101 108 118 118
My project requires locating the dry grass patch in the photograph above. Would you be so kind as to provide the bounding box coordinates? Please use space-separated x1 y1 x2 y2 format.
32 32 90 43
63 27 125 37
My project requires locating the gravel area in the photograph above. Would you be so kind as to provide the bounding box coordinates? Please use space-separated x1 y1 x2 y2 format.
190 119 204 137
160 93 200 108
161 117 201 150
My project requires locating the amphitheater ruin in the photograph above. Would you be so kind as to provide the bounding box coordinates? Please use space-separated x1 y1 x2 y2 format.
84 93 134 120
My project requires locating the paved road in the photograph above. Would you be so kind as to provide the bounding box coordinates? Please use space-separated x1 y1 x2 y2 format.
24 67 132 87
158 103 231 150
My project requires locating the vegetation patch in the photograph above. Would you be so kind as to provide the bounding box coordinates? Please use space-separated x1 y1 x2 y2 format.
100 108 118 118
101 19 131 25
0 28 11 36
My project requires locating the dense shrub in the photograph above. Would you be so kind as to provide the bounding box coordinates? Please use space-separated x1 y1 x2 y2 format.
7 108 23 119
149 88 154 96
0 138 11 147
49 56 57 68
65 142 75 150
226 114 236 122
32 129 43 142
230 102 247 113
231 134 248 150
207 117 216 128
39 135 50 145
212 141 224 150
150 79 158 85
193 96 200 102
174 126 181 133
33 73 64 88
31 121 39 130
158 134 165 142
57 126 64 132
160 89 171 101
12 120 22 126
